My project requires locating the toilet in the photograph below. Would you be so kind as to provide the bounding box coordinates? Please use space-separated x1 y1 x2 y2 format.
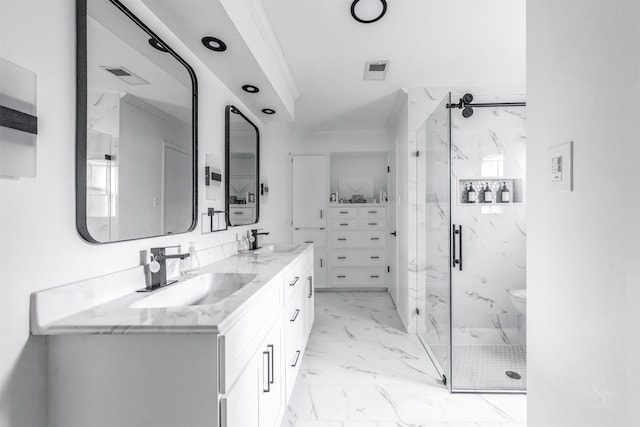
508 289 526 315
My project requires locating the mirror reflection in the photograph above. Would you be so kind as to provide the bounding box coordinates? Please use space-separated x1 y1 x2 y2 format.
78 0 197 243
225 106 259 226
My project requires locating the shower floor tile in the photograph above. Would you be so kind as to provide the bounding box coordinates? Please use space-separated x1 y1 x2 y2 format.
282 292 527 427
452 344 527 391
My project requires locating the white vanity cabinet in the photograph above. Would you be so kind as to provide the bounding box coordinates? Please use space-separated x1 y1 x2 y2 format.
42 247 315 427
282 253 314 400
221 316 285 427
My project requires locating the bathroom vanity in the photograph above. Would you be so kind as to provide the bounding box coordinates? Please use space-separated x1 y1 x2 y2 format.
31 244 314 427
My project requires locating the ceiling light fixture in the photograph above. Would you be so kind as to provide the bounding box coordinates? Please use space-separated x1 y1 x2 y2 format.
350 0 387 24
148 38 168 52
242 85 260 94
261 108 276 115
201 36 227 52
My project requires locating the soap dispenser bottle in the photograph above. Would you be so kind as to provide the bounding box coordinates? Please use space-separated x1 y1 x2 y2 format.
184 242 200 274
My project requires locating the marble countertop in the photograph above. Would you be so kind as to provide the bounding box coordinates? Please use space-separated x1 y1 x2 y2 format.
31 244 312 335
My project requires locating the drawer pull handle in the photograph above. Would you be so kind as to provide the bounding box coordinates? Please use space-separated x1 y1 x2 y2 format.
337 238 347 241
304 240 314 244
337 275 346 278
371 237 380 241
371 256 380 259
263 351 270 393
289 276 299 286
290 309 300 322
233 212 243 215
267 344 274 385
368 222 377 226
340 211 349 214
337 256 347 259
368 210 377 214
371 275 380 278
291 350 301 367
340 223 349 226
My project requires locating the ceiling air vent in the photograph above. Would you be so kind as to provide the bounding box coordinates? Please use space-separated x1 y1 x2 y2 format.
363 60 389 81
100 66 149 85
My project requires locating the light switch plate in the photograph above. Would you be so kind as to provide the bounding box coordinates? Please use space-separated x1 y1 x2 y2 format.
546 141 573 192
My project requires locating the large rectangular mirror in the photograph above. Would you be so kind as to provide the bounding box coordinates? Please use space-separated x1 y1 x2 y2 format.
225 105 259 226
76 0 198 243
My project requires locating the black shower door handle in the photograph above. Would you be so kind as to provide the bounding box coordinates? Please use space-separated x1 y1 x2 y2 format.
452 224 462 271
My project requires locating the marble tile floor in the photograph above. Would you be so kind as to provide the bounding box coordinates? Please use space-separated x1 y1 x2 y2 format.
281 292 526 427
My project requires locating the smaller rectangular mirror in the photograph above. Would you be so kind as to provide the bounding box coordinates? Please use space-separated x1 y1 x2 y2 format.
225 105 259 226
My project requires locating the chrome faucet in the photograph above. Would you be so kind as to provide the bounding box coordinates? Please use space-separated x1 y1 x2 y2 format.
139 246 190 292
250 229 270 250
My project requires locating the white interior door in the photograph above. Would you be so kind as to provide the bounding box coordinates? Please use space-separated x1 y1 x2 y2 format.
291 155 327 228
387 143 399 304
163 143 192 234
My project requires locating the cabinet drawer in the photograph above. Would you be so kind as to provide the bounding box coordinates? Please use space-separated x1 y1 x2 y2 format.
357 219 385 230
219 284 282 394
331 231 386 248
357 207 385 219
285 306 306 400
331 251 386 267
331 219 357 230
228 207 254 220
292 229 327 248
330 207 357 219
330 268 386 286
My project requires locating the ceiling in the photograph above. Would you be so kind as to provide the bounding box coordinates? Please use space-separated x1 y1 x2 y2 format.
261 0 526 131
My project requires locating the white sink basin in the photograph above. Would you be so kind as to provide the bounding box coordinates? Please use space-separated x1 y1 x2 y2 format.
131 272 256 309
257 244 299 254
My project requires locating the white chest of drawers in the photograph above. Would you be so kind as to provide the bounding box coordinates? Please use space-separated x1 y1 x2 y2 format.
328 205 387 289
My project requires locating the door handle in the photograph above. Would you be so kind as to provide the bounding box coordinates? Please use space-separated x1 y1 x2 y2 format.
291 350 301 367
307 275 313 298
290 309 300 322
267 344 274 385
262 351 270 392
452 224 462 271
289 276 299 286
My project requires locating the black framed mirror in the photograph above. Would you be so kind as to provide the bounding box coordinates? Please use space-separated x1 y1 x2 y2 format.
76 0 198 243
225 105 259 226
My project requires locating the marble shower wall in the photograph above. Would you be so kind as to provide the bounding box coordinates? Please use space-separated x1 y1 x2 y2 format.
409 88 526 346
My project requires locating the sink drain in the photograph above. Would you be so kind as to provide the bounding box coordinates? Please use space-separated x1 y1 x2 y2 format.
505 371 522 380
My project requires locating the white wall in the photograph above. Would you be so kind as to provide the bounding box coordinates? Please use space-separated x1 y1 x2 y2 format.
527 1 640 426
0 1 267 425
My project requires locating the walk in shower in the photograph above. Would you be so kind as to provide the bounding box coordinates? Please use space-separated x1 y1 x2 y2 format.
416 92 526 393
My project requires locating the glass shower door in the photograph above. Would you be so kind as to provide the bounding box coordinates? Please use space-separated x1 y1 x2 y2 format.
416 94 452 387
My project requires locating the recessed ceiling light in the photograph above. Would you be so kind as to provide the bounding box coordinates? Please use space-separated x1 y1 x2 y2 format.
148 38 168 52
351 0 387 24
262 108 276 115
202 36 227 52
242 85 260 94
